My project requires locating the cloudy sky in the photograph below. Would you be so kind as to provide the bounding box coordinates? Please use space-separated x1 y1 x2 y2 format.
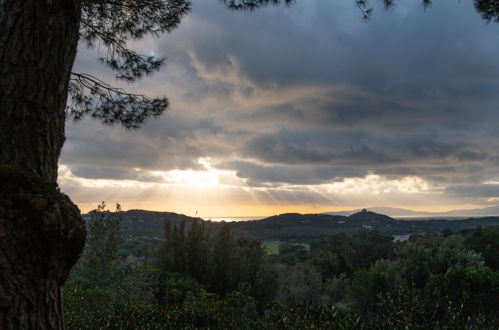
60 0 499 217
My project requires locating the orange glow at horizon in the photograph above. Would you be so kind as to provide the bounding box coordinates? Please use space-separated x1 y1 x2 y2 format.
59 162 490 218
75 200 486 218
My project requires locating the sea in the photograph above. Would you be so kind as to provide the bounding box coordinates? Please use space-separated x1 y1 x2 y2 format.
202 216 263 222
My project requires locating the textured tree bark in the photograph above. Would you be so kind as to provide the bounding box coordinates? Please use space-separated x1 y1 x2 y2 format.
0 0 86 328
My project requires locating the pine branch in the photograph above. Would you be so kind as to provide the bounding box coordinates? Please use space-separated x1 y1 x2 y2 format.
68 73 168 129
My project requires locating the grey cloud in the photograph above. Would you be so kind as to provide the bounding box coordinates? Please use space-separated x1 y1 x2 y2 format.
446 184 499 197
234 89 498 135
374 165 489 185
70 166 168 183
236 127 499 185
456 150 488 161
241 129 392 166
62 113 237 174
180 1 499 95
242 128 471 164
62 124 202 171
220 161 366 186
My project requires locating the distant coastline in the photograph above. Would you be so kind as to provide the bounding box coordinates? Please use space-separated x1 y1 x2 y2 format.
203 216 264 222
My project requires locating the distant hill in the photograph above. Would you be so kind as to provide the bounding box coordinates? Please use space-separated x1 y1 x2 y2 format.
231 210 498 241
324 206 499 218
83 209 499 242
84 209 214 239
348 209 395 222
230 210 397 240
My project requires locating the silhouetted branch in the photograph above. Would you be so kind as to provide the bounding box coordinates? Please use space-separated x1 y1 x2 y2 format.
80 0 190 81
69 0 189 126
68 73 168 129
474 0 499 23
219 0 295 11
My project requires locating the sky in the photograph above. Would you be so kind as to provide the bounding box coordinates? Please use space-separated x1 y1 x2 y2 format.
60 0 499 217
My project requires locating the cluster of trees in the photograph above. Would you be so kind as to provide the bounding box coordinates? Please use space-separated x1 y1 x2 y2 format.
155 220 277 309
65 205 499 329
66 205 276 328
276 229 499 326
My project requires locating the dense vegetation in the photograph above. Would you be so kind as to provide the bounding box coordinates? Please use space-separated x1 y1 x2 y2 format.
66 205 499 329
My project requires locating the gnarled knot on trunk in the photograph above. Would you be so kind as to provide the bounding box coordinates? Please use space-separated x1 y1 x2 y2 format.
0 164 86 281
0 165 86 328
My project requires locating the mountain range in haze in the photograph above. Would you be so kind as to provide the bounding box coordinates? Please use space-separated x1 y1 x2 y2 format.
324 206 499 218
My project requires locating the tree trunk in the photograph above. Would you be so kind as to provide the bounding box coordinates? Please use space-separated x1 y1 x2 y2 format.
0 0 86 328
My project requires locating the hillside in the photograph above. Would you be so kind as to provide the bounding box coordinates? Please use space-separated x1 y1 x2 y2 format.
85 209 499 241
325 206 499 218
231 209 498 240
83 209 214 239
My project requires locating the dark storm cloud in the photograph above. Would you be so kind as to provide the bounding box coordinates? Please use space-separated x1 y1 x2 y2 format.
242 129 396 166
70 166 165 182
221 160 366 186
63 0 499 204
181 1 499 94
233 124 499 185
457 150 488 161
241 128 489 164
62 120 204 171
61 109 238 174
375 165 489 185
446 184 499 197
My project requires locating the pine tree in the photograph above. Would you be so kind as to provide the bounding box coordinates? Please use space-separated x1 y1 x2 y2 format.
186 220 209 282
0 1 189 327
211 223 235 295
157 220 175 270
76 202 123 288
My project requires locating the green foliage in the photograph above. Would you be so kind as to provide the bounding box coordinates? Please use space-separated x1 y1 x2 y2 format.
395 233 483 288
211 223 233 294
156 221 277 308
348 269 387 316
71 202 123 288
275 242 309 265
110 258 161 303
185 220 210 281
118 239 160 259
312 231 394 278
369 285 495 329
66 217 499 329
157 272 203 306
277 263 324 306
463 225 499 270
70 203 161 307
64 285 260 330
425 266 499 317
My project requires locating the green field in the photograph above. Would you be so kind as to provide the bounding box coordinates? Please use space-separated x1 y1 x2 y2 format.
263 240 281 255
263 240 310 255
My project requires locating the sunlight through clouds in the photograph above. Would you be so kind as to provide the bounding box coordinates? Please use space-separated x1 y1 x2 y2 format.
61 0 499 216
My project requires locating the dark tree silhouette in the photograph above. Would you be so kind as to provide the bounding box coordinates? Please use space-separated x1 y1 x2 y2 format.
474 0 499 23
0 1 189 328
69 0 190 129
220 0 432 20
0 0 496 328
